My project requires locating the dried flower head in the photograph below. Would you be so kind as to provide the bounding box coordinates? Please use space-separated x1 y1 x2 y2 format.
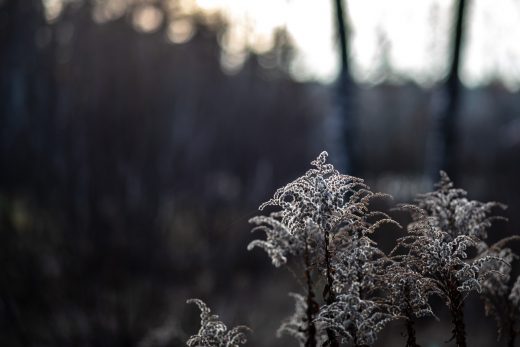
415 171 505 241
249 152 398 346
330 230 387 296
394 172 511 346
257 151 371 237
480 245 515 298
385 260 439 320
316 219 399 346
395 207 501 300
186 299 250 347
316 282 395 346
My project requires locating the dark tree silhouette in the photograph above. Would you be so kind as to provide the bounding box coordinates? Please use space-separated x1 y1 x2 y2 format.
429 0 467 180
330 0 358 176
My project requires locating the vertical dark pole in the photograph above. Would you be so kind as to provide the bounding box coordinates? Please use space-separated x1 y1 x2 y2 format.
333 0 357 175
335 0 349 75
432 0 466 180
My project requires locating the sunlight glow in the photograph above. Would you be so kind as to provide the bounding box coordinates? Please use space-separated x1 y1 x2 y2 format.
167 19 196 44
42 0 64 22
132 5 164 33
92 0 127 23
42 0 520 90
194 0 520 90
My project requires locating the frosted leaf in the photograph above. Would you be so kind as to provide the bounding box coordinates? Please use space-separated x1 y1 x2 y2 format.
415 171 506 241
509 276 520 308
277 293 327 347
248 151 395 277
394 173 512 324
316 283 396 346
480 247 515 297
247 215 301 267
249 152 399 346
385 261 439 320
394 213 502 301
186 299 250 347
330 230 387 295
318 223 398 346
258 151 373 238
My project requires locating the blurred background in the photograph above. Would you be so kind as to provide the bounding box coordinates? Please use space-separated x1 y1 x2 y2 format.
1 0 520 346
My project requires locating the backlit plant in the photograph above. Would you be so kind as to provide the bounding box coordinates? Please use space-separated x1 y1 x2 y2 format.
186 153 518 347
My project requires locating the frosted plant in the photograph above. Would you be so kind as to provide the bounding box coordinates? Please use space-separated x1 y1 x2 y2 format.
312 190 399 347
385 262 438 319
257 151 368 239
248 214 305 268
277 293 327 347
384 260 439 347
253 150 392 281
415 171 505 241
329 227 390 296
248 151 397 347
395 208 507 347
480 245 515 298
248 212 323 347
479 245 515 340
315 227 398 347
186 299 250 347
316 282 395 347
477 236 520 345
394 173 511 347
506 275 520 346
510 275 520 308
276 293 309 346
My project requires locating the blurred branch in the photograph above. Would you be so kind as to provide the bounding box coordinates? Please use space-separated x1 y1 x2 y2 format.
432 0 467 180
332 0 358 175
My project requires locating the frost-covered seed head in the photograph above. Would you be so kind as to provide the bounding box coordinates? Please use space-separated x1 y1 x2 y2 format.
186 299 250 347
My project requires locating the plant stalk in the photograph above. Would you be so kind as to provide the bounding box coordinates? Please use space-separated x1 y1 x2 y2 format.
323 230 339 347
448 285 467 347
304 234 317 347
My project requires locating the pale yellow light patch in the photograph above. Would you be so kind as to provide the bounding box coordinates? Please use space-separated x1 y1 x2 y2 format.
167 18 196 44
133 5 164 33
42 0 64 23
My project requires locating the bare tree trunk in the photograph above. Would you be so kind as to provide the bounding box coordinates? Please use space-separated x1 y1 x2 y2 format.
330 0 358 176
429 0 467 180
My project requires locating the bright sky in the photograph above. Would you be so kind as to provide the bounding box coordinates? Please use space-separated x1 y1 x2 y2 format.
192 0 520 90
43 0 520 90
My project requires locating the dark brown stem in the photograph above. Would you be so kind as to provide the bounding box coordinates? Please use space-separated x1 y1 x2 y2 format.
323 229 339 347
448 283 467 347
507 306 517 347
405 316 420 347
404 284 420 347
303 234 317 347
508 327 516 347
353 331 369 347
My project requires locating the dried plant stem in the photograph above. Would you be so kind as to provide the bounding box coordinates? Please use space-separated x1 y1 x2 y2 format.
404 285 420 347
303 235 317 347
448 282 467 347
323 230 339 347
507 324 516 347
405 316 419 347
507 307 517 347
